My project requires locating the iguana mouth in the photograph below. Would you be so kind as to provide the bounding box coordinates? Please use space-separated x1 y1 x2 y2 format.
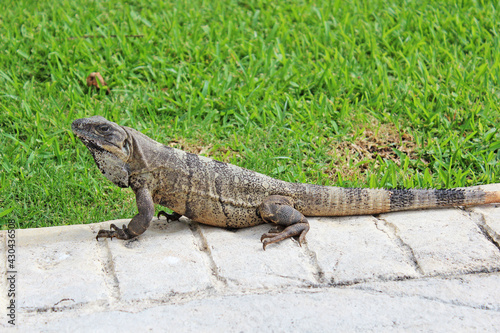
77 135 123 154
76 135 130 188
78 137 105 153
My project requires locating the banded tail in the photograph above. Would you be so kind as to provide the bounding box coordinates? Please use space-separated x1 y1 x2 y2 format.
293 186 500 217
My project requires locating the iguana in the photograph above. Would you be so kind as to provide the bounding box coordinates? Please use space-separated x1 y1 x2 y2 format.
72 116 500 249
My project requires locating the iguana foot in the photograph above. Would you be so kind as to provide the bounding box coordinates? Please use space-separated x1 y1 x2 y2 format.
96 224 135 240
157 211 182 221
261 223 309 250
257 195 310 250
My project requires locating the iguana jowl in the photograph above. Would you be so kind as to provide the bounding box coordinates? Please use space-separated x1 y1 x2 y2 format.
72 116 500 249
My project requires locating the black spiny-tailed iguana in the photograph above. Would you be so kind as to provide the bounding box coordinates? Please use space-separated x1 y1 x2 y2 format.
72 116 500 249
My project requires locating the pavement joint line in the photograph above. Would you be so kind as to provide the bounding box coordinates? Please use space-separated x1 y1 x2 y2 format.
299 240 326 284
188 221 228 289
350 284 500 312
97 238 122 303
321 265 500 288
466 209 500 252
21 299 110 314
267 273 316 285
372 214 424 275
14 281 397 315
18 272 500 326
18 268 500 317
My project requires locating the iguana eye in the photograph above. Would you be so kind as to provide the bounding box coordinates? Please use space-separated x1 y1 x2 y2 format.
97 124 110 134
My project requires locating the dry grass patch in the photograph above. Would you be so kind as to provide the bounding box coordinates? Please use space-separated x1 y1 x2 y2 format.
326 122 426 183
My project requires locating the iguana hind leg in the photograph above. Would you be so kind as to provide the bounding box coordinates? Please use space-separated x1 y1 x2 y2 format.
257 195 310 250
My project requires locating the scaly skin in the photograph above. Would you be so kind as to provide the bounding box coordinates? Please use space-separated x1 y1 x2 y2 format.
72 116 500 249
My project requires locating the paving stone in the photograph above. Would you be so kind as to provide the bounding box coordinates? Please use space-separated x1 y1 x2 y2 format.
19 285 500 332
351 272 500 311
102 219 213 301
475 183 500 192
469 204 500 244
306 216 418 283
17 225 108 310
380 209 500 275
199 223 317 288
467 184 500 243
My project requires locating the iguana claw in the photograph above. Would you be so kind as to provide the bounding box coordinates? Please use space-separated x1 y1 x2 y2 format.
157 211 182 221
96 224 134 240
260 223 309 250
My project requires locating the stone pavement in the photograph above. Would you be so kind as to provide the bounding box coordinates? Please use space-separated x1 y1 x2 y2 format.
2 184 500 331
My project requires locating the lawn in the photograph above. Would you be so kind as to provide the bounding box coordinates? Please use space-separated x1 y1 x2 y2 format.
1 0 500 229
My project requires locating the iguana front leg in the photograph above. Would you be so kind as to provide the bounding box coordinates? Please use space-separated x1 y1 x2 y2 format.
257 195 310 250
96 187 154 240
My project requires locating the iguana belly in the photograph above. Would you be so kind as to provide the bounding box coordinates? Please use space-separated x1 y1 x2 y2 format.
151 186 265 228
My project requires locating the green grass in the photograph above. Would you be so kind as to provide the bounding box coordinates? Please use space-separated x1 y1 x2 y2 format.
1 0 500 229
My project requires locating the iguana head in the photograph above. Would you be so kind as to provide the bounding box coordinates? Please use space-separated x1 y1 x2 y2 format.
72 116 131 188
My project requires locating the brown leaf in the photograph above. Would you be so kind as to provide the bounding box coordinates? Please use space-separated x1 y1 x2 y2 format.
86 72 110 95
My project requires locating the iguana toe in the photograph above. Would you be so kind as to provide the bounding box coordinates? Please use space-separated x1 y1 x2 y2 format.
96 229 116 240
260 222 310 250
96 223 134 240
157 211 182 221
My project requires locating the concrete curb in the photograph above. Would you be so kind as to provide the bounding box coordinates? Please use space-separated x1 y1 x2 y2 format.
3 184 500 331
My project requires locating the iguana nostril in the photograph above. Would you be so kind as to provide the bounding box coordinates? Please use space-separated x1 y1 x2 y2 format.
71 119 82 130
